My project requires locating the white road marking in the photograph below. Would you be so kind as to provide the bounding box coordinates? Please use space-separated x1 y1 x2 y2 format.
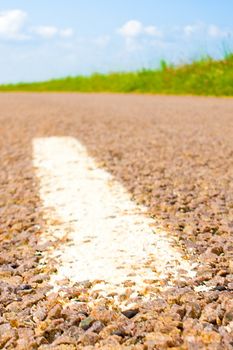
33 137 196 294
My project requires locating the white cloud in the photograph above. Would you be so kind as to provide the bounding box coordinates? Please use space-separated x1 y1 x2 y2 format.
144 25 162 37
0 10 74 41
94 35 110 48
118 20 143 37
118 20 162 52
183 22 230 39
32 26 74 39
0 9 28 40
183 23 203 36
60 28 73 38
118 20 162 38
207 25 228 38
33 26 58 39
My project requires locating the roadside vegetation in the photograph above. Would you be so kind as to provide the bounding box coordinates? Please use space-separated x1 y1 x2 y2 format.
1 54 233 96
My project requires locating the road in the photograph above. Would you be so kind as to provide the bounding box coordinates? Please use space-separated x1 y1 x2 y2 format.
0 93 233 349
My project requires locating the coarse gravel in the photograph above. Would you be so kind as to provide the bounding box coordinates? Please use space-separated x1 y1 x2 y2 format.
0 93 233 349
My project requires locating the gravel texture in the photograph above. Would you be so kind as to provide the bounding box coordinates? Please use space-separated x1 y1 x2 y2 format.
0 93 233 349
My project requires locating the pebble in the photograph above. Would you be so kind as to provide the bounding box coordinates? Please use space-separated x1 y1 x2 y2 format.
122 309 139 319
80 317 94 330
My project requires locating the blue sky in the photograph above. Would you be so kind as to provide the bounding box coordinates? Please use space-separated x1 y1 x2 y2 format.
0 0 232 83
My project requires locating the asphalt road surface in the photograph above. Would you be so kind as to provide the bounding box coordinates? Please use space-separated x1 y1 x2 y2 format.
0 93 233 349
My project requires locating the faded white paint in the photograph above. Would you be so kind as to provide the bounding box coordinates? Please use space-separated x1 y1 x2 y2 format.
33 137 196 295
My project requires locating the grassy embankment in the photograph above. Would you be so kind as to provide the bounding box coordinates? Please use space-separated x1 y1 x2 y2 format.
1 54 233 96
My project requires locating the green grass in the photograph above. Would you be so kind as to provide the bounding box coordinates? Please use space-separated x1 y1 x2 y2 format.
1 54 233 96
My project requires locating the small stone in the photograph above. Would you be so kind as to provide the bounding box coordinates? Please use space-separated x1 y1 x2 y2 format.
90 308 118 323
111 329 127 337
185 302 201 319
217 269 227 277
99 325 117 338
211 246 224 256
199 252 217 264
17 328 36 350
53 335 76 346
200 303 223 324
67 325 84 340
122 308 139 319
10 263 19 269
6 301 22 312
222 311 233 325
48 304 62 319
80 317 94 330
29 274 49 284
78 331 99 346
99 335 122 347
145 332 173 348
33 307 47 322
17 284 32 291
123 280 136 287
0 256 8 265
0 324 16 348
21 292 45 308
88 321 104 334
213 285 227 291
